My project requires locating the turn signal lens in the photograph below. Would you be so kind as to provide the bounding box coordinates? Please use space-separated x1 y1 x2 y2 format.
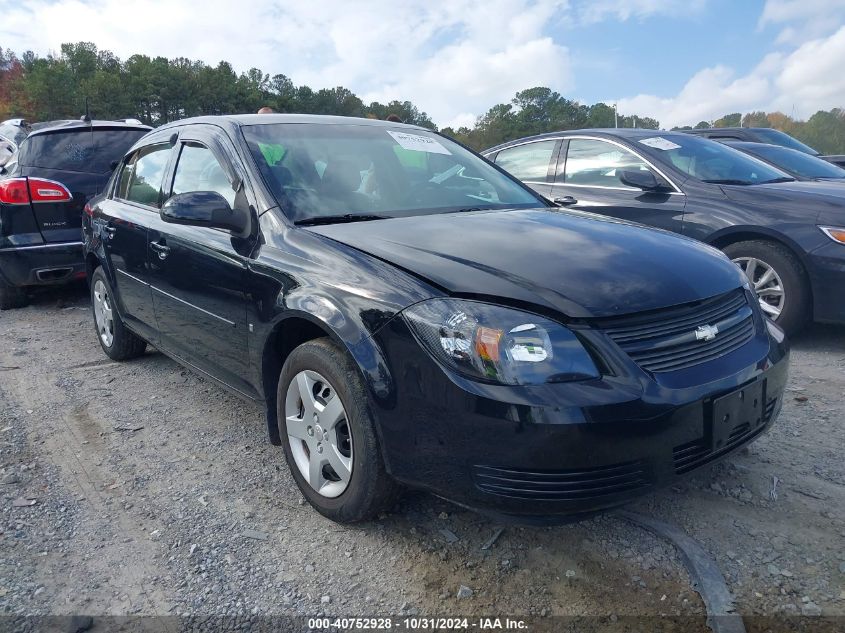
820 226 845 244
475 326 503 362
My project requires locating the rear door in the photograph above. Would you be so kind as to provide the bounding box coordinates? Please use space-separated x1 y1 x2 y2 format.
549 137 686 233
97 141 173 340
145 127 256 395
18 127 148 243
490 139 559 197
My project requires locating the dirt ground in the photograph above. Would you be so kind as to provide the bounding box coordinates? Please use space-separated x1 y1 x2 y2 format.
1 283 843 629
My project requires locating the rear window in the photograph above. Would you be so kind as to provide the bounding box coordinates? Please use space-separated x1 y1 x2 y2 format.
18 128 148 173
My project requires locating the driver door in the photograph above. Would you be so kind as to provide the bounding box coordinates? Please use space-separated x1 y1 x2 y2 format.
146 130 257 397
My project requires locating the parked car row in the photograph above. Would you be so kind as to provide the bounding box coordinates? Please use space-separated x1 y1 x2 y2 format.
685 125 845 168
4 114 836 526
484 129 845 335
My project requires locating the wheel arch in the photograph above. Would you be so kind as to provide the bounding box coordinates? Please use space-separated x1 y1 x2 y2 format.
707 226 814 317
259 310 394 449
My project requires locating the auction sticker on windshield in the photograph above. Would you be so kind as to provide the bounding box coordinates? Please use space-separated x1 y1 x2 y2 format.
387 130 452 155
639 137 681 151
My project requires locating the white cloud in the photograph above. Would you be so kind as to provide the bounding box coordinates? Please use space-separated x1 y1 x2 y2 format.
576 0 706 24
0 0 706 127
759 0 845 44
616 9 845 128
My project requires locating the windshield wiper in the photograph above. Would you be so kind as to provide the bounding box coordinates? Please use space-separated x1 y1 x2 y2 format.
701 179 754 185
444 206 497 214
759 177 796 184
294 213 390 226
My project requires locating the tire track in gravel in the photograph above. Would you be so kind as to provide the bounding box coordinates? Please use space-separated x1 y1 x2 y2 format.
2 335 174 616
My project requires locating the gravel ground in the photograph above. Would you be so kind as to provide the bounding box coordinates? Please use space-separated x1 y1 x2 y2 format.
0 283 843 629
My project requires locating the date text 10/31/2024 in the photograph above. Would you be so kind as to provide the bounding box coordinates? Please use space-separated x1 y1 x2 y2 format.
307 617 529 630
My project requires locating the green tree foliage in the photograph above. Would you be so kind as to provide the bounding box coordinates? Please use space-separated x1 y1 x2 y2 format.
714 113 742 127
741 111 770 127
677 109 845 154
0 42 436 127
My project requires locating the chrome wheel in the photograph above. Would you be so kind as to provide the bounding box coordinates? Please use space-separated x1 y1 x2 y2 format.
733 256 785 319
284 370 353 498
93 279 115 347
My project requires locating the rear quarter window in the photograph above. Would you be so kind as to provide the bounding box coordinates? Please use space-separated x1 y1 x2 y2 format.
18 128 148 174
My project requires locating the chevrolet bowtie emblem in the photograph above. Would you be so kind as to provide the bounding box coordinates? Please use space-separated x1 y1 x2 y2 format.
695 324 719 341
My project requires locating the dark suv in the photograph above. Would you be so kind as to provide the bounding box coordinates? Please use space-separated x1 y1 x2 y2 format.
0 119 150 308
82 115 787 524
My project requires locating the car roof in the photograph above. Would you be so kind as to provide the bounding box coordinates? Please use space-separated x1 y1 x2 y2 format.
483 128 687 153
27 119 152 138
154 113 430 136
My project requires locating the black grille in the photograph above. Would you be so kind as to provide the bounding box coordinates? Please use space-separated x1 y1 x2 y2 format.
472 461 649 501
672 397 777 474
598 289 755 373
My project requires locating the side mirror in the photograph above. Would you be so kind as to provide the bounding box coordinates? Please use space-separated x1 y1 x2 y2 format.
619 169 662 191
161 191 247 234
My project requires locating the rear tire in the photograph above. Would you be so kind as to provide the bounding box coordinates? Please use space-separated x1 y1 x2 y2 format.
277 338 401 523
0 278 28 310
722 240 808 335
90 266 147 360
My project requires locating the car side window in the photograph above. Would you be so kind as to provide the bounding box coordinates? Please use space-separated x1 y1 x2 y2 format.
494 140 557 181
564 139 653 188
115 144 171 208
171 142 236 208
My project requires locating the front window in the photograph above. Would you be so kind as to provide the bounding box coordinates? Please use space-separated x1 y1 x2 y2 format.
171 143 237 207
637 134 791 186
752 129 819 156
564 139 656 188
242 123 541 224
745 144 845 180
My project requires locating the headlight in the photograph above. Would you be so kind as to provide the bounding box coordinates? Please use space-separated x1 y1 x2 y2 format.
819 226 845 244
403 298 599 385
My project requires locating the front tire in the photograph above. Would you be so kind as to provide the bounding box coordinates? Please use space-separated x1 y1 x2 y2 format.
0 278 28 310
723 240 808 335
277 338 401 523
90 267 147 360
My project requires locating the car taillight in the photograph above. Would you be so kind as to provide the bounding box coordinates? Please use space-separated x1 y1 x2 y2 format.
28 178 72 203
0 178 30 205
0 177 72 205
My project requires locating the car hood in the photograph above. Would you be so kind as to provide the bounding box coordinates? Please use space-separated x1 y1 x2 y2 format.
720 180 845 223
306 208 745 319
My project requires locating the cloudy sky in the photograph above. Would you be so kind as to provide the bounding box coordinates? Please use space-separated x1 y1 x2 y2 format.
1 0 844 129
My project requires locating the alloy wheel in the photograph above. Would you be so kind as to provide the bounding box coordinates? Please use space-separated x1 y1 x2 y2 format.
93 279 115 347
733 256 786 319
284 370 353 498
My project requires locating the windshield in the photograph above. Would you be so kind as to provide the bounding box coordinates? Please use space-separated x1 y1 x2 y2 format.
637 134 791 185
242 123 541 223
742 143 845 180
752 128 819 156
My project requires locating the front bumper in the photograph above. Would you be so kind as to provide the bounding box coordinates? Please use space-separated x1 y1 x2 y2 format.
0 242 85 287
371 316 789 520
808 240 845 324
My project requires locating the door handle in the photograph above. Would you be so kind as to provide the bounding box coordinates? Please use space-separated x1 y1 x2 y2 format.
553 196 578 206
102 224 117 239
149 240 170 260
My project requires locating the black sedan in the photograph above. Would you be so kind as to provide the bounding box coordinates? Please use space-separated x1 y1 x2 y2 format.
82 115 788 523
484 129 845 334
724 141 845 182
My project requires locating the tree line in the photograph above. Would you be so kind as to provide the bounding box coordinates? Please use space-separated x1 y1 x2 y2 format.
1 42 845 153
